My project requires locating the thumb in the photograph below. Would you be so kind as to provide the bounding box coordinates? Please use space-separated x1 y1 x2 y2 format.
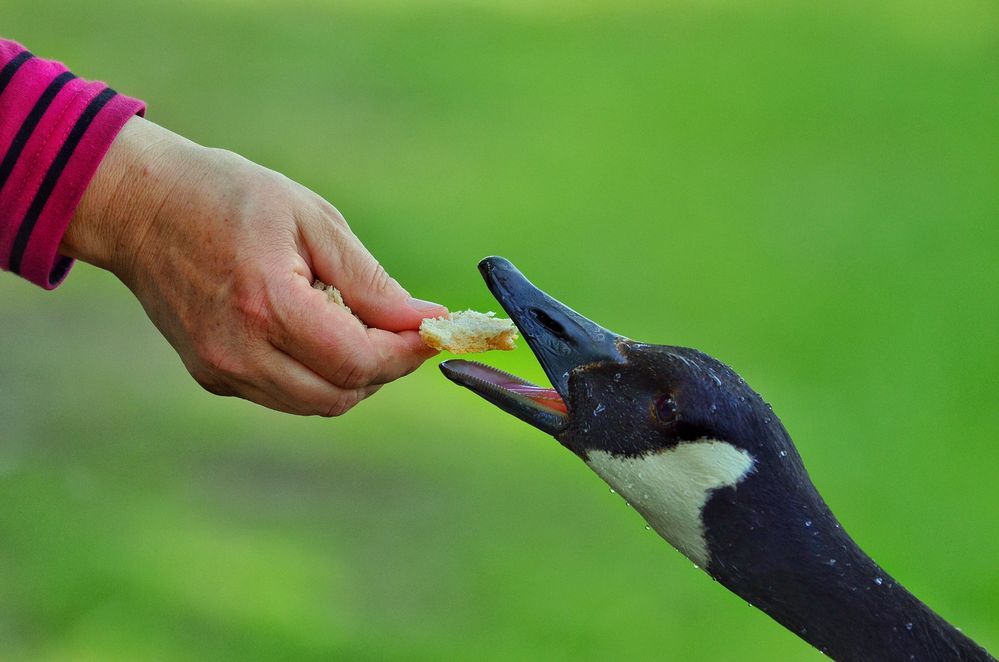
309 216 448 332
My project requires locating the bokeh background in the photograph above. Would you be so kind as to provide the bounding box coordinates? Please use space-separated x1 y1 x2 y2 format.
3 0 998 659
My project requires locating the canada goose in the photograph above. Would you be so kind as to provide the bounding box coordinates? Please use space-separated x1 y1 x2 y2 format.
440 256 995 662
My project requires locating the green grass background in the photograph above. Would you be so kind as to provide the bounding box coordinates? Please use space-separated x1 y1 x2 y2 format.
2 0 998 659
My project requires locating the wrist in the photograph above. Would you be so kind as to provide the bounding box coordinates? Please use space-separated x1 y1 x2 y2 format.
61 116 198 274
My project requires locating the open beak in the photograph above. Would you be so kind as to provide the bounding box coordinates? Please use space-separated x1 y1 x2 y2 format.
439 256 625 436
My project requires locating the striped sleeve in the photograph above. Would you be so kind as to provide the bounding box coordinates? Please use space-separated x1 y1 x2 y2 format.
0 39 145 289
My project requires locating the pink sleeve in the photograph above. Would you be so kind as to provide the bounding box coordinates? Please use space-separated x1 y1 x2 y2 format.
0 39 145 289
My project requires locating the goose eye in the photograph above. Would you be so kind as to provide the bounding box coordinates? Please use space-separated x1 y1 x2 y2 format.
655 394 677 422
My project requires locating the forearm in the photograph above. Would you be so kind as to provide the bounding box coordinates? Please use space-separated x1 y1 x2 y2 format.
0 38 144 288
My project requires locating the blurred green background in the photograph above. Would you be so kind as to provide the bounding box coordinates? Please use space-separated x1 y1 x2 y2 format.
3 0 998 659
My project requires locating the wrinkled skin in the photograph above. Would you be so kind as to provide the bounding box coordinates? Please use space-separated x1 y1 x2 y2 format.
62 116 447 416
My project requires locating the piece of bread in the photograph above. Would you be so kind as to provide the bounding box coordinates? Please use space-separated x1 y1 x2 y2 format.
420 310 518 353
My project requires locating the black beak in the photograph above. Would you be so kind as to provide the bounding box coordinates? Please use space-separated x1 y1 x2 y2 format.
439 257 625 436
477 256 625 398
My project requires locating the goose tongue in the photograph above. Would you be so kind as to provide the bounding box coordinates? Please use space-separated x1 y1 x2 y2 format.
502 384 567 414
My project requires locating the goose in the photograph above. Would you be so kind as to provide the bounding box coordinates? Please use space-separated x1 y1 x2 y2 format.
440 256 995 662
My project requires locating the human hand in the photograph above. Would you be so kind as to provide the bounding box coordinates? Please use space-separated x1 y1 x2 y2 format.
61 116 447 416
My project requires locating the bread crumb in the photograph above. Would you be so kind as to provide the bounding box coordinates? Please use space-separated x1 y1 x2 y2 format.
420 310 518 353
313 280 366 327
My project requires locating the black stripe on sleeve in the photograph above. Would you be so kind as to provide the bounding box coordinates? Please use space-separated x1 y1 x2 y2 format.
0 71 77 193
0 50 33 96
8 87 118 275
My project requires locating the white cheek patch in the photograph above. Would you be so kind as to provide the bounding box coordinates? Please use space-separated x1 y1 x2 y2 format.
586 440 754 568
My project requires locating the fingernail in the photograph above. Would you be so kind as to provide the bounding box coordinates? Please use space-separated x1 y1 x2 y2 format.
407 297 446 313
